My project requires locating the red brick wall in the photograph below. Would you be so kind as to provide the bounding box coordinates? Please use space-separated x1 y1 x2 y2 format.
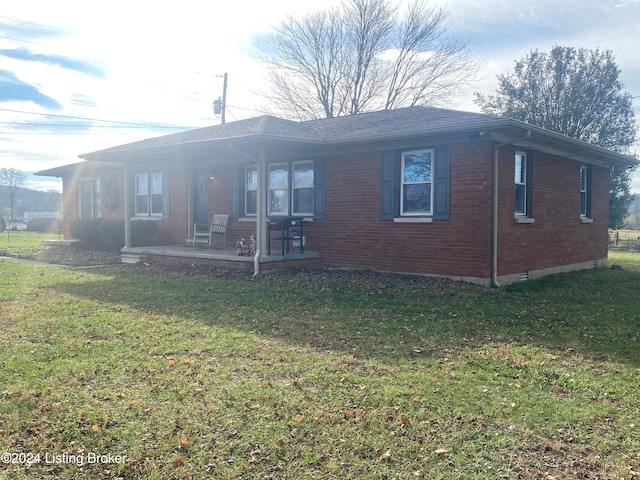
58 140 610 283
496 148 609 278
145 170 189 245
303 141 608 282
306 141 495 280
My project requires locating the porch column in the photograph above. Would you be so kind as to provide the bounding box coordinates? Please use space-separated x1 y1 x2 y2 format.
123 163 132 248
256 149 267 258
186 169 194 240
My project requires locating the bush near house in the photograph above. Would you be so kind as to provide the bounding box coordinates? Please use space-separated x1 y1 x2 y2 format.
70 218 157 252
70 218 103 250
26 216 62 233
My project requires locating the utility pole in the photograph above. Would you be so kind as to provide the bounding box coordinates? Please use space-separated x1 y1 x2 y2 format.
213 72 228 124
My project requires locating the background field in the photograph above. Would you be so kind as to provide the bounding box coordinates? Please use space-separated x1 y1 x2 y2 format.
1 233 639 479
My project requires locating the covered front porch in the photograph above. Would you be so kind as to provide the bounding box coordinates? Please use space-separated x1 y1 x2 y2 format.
120 244 320 273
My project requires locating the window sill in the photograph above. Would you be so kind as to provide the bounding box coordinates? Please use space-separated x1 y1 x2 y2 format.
580 217 594 223
393 217 433 223
514 217 535 224
131 216 164 221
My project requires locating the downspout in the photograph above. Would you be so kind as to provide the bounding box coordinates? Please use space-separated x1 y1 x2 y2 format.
255 151 267 276
492 130 531 288
228 143 265 276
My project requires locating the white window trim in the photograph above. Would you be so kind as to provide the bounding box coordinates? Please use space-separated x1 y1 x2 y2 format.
135 171 168 217
400 149 434 216
292 160 314 217
514 150 528 217
268 162 290 216
245 165 258 217
79 178 101 219
580 165 589 219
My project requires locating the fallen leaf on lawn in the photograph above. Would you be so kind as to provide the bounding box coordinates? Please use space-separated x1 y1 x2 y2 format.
167 359 175 367
179 438 189 447
434 448 448 456
412 395 420 402
172 457 183 467
295 415 304 424
378 451 391 462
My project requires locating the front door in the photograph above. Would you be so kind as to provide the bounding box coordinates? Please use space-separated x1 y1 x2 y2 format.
193 169 209 226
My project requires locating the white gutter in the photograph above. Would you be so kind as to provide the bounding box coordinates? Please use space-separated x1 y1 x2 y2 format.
492 130 531 288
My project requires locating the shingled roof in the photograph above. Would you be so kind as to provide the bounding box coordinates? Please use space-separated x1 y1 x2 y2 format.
79 107 505 159
72 106 637 167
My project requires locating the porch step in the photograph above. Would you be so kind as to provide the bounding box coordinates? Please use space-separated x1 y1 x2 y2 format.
120 253 150 264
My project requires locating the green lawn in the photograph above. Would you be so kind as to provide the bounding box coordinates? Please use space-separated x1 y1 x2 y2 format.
1 235 639 479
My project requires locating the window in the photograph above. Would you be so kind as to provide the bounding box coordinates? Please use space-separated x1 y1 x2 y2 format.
580 165 591 218
245 166 258 216
268 163 289 216
79 179 101 218
233 159 324 219
380 146 450 221
514 151 528 216
401 149 433 215
293 161 314 215
135 172 169 216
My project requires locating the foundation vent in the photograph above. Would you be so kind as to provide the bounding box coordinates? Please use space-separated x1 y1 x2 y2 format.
520 272 529 282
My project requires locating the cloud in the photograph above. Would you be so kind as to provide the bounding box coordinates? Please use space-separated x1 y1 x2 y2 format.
0 16 67 41
0 47 106 77
0 69 62 109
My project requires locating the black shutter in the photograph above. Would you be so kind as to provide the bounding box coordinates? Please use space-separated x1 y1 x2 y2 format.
526 150 533 217
313 157 326 219
230 165 239 218
586 165 592 218
380 151 396 220
433 146 450 220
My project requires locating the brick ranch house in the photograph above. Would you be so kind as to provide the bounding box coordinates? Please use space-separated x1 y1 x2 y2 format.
37 106 638 286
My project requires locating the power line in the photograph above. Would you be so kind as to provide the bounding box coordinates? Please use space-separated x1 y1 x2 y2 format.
0 107 191 129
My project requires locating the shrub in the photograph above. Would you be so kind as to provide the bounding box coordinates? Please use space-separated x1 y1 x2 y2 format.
27 217 62 233
70 218 103 250
131 220 157 247
70 218 157 252
97 219 126 252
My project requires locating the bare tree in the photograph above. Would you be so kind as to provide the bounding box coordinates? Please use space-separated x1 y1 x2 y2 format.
0 167 27 228
256 0 479 120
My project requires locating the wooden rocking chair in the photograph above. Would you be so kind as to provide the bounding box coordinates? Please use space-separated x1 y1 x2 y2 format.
191 214 228 247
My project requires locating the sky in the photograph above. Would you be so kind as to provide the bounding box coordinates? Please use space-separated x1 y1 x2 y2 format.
1 0 639 193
